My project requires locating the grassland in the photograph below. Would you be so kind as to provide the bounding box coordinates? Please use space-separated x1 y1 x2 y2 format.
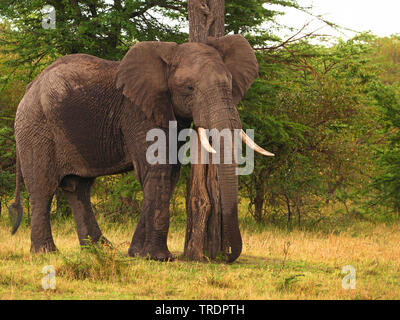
0 207 399 300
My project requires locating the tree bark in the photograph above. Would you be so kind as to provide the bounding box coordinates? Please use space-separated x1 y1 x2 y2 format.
254 185 265 222
184 0 225 261
188 0 225 42
184 133 212 260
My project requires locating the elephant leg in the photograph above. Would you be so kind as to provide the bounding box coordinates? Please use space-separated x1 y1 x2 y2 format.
63 176 109 246
29 191 57 253
129 213 146 256
129 165 180 261
19 139 58 253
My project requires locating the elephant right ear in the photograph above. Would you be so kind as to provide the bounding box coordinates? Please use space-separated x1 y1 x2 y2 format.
115 42 178 128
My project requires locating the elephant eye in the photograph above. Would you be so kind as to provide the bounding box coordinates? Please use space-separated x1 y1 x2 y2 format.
187 85 194 92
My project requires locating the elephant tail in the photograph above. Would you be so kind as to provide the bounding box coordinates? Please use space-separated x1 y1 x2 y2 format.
8 152 24 235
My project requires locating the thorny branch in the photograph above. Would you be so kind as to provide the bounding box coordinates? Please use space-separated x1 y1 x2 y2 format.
254 21 328 52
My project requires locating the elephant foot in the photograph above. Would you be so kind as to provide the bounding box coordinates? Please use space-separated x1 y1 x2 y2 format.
31 239 57 253
127 244 143 258
128 246 174 262
99 236 113 248
150 250 175 262
81 235 112 248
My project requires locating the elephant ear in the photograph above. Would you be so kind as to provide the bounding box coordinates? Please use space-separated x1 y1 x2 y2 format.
207 35 258 106
115 41 178 128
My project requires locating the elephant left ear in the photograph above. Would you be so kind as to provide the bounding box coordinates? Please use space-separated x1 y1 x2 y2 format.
207 35 259 106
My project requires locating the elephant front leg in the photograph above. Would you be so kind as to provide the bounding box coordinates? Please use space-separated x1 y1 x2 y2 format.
128 213 146 256
129 167 178 261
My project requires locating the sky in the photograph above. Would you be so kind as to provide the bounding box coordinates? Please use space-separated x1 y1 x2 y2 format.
268 0 400 40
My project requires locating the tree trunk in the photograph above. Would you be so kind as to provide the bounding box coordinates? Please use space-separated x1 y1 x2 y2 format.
285 194 292 228
188 0 225 43
184 133 212 260
185 132 225 260
254 186 265 222
184 0 226 261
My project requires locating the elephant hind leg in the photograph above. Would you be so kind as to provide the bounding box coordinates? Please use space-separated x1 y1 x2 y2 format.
19 141 58 253
29 190 58 253
62 176 109 247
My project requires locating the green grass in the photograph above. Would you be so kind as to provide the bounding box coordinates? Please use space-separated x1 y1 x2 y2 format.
0 209 399 300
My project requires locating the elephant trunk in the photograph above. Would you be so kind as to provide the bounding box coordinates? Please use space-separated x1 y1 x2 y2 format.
217 160 242 262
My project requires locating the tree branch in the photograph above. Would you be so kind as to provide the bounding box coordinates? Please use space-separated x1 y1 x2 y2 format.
254 21 329 52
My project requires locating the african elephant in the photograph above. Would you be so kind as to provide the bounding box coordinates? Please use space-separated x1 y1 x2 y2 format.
8 34 271 262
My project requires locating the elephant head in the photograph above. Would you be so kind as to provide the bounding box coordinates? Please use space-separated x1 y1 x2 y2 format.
115 34 273 262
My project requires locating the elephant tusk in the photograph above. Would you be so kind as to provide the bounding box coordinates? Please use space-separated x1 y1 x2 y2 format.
198 128 217 154
240 129 275 157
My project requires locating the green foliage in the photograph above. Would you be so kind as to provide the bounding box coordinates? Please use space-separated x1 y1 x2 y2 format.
239 34 385 225
0 126 15 201
369 35 400 85
225 0 300 36
0 0 187 59
371 82 400 213
92 173 143 222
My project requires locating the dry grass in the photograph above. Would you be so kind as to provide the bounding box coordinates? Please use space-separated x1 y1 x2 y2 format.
0 208 399 300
